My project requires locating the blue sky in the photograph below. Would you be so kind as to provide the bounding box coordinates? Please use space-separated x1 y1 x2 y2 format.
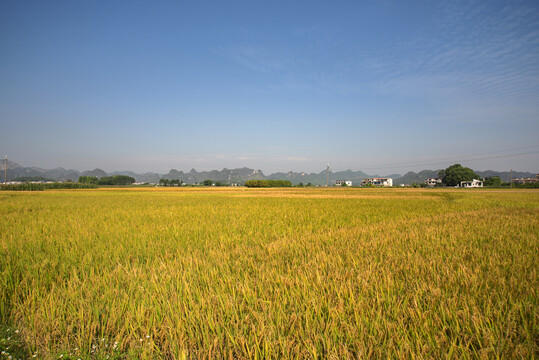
1 0 538 174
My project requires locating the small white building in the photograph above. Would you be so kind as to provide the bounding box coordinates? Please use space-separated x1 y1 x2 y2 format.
1 181 21 185
460 179 483 188
512 177 538 184
361 177 393 187
425 177 442 187
335 180 352 186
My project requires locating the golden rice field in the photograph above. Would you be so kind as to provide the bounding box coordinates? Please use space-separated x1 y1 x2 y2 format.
0 187 538 359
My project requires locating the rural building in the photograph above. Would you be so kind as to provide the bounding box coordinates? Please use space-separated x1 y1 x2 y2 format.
424 177 442 187
335 180 352 186
460 179 483 188
361 177 393 187
512 177 538 184
0 181 21 185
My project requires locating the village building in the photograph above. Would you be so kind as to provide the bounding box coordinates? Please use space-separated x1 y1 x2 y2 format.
512 176 538 184
460 179 483 188
335 180 352 186
424 177 442 187
361 177 393 187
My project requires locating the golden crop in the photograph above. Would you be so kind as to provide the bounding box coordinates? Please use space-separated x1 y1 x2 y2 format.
0 187 537 359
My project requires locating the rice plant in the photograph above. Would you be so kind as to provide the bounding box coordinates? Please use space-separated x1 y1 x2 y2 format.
0 188 537 359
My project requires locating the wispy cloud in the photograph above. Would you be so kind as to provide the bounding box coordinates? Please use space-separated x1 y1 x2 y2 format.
371 1 539 112
217 1 539 107
215 23 366 96
216 45 293 74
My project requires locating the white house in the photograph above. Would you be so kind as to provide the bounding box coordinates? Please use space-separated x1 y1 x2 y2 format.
425 177 442 187
460 179 483 188
335 180 352 186
361 177 393 187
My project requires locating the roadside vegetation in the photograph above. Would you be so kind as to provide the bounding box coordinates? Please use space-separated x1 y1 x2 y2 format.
79 175 136 186
0 187 537 359
0 182 98 191
245 180 292 187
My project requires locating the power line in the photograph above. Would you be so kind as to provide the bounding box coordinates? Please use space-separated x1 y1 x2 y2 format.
333 151 539 171
331 146 539 172
390 145 539 168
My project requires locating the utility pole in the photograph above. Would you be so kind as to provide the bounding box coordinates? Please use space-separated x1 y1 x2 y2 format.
510 169 513 189
326 163 329 187
4 156 7 185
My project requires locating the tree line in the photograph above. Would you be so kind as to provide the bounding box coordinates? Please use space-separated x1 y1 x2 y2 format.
79 175 135 185
1 183 98 191
244 180 292 188
159 179 183 186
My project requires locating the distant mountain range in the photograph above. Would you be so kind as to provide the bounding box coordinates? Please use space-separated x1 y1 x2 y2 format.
0 160 536 185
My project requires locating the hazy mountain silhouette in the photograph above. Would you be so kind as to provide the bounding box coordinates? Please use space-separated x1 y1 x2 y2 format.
1 160 535 185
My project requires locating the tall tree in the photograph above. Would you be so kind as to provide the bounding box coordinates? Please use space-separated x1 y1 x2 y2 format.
438 164 479 187
484 177 502 187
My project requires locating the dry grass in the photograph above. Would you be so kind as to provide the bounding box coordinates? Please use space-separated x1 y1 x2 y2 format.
0 188 537 359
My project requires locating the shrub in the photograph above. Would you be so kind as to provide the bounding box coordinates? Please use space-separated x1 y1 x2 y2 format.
244 180 292 188
1 183 98 191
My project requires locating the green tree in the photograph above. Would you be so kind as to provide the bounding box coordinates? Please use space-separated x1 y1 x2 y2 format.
202 180 213 186
97 175 135 186
438 164 479 187
79 176 98 184
112 175 135 185
244 180 292 188
484 177 502 187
